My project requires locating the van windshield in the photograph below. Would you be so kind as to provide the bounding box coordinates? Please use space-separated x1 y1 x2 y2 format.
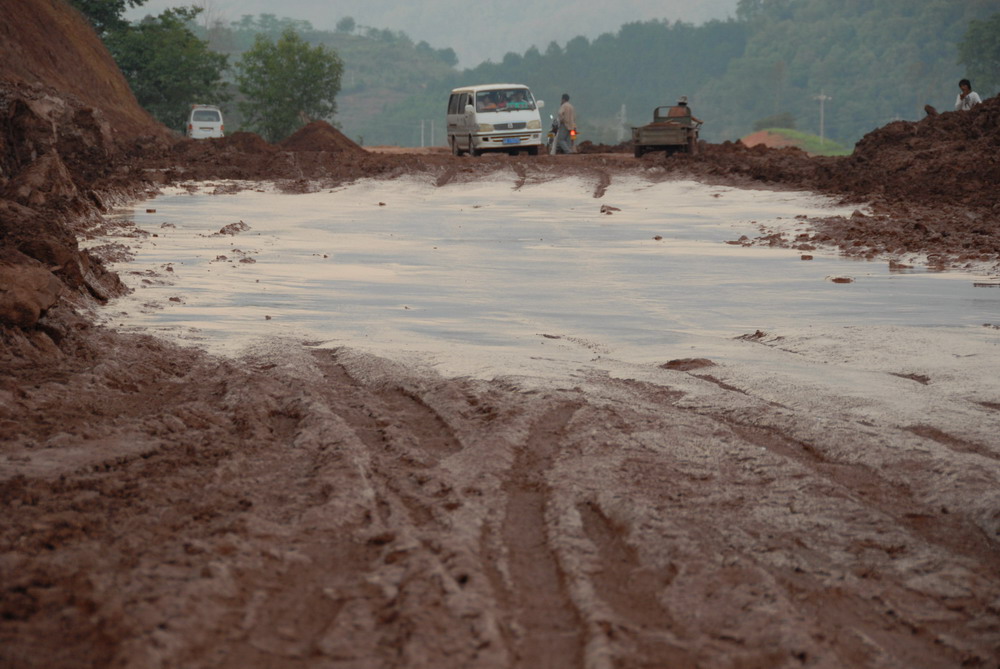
192 110 221 122
475 89 535 112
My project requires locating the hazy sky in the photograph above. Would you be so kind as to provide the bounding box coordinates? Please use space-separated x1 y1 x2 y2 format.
126 0 738 67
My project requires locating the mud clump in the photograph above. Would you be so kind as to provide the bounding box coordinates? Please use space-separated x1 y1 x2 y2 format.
576 139 629 154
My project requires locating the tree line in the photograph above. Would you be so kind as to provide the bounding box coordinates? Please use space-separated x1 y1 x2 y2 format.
71 0 998 148
367 0 998 147
68 1 344 142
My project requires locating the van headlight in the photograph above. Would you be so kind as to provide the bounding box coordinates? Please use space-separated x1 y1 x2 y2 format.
526 120 541 129
478 123 494 132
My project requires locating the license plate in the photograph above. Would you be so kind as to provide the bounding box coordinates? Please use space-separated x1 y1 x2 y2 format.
502 137 521 145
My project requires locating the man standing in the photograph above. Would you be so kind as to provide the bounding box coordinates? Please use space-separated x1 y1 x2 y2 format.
556 93 576 154
955 79 982 111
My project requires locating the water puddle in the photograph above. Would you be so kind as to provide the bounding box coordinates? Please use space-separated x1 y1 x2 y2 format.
91 176 998 376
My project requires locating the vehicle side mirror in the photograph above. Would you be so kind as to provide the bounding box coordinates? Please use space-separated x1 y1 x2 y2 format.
537 100 545 109
465 104 475 114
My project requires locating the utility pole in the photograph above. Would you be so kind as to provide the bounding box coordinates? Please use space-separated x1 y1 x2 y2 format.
813 89 832 145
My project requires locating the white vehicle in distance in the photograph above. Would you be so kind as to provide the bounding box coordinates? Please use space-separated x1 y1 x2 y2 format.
186 104 224 139
446 84 545 156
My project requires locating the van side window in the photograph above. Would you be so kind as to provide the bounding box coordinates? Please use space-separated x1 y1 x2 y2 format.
448 94 459 114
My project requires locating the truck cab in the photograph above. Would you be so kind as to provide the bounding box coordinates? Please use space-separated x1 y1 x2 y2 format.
631 105 701 157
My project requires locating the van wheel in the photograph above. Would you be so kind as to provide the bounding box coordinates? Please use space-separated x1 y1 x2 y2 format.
450 137 464 156
468 135 480 157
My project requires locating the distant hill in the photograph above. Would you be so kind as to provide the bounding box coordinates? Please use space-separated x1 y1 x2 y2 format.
130 0 738 68
362 0 997 148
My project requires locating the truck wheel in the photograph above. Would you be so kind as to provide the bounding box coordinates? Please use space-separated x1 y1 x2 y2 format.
633 145 644 158
450 137 464 156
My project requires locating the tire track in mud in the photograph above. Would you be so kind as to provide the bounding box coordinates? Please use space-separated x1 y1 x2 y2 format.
304 350 530 666
577 501 698 665
590 168 611 198
677 368 1000 563
496 401 586 667
905 424 1000 461
727 421 1000 567
308 350 467 533
435 165 459 187
312 349 463 464
511 162 527 190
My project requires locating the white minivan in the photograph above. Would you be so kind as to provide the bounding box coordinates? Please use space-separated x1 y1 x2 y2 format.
446 84 545 156
186 104 224 139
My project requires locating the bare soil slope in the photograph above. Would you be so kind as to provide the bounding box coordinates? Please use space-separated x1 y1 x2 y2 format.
0 0 163 140
1 4 999 669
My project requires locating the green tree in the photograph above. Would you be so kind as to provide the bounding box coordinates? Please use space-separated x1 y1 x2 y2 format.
958 12 1000 94
69 0 147 37
236 28 344 142
336 16 356 34
106 7 229 131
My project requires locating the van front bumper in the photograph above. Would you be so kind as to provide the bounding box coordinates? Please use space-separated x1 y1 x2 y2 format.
474 133 543 148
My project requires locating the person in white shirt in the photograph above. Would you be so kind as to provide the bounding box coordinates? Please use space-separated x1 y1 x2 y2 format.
955 79 982 111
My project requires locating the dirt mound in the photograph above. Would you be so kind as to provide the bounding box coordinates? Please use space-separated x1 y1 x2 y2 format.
740 129 800 150
218 130 274 154
279 120 366 153
837 96 1000 210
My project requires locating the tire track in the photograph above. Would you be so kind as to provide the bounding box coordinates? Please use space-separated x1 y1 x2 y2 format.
434 165 458 187
499 401 585 668
591 168 611 198
511 162 527 190
311 349 463 463
578 501 697 665
905 424 1000 461
727 422 1000 567
308 350 467 533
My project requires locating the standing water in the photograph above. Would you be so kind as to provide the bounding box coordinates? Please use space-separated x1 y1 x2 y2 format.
91 176 998 377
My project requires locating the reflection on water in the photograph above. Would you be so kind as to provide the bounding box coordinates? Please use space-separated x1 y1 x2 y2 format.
95 176 998 368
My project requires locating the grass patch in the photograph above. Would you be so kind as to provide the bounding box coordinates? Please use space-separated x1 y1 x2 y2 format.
761 128 853 156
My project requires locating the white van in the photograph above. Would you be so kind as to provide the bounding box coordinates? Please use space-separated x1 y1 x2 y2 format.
186 104 224 139
446 84 545 156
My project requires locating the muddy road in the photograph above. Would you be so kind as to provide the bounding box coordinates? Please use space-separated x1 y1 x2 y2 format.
3 18 1000 662
4 304 999 668
3 153 1000 667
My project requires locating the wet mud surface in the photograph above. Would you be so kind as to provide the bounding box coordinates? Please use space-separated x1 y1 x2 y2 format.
4 321 1000 668
2 3 1000 665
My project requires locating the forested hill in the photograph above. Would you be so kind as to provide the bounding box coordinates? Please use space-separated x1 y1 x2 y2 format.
698 0 999 144
352 0 997 147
